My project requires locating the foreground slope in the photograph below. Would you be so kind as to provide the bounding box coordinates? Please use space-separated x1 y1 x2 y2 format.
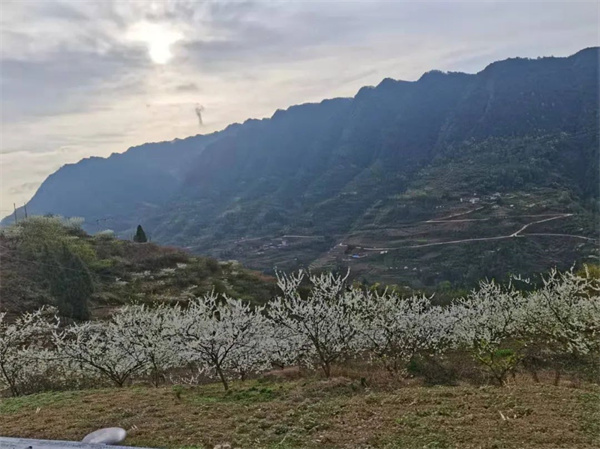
9 48 600 287
1 378 598 449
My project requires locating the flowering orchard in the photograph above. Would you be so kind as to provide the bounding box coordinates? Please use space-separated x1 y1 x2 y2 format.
1 268 598 395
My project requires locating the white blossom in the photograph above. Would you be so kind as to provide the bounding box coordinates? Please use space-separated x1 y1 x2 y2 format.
268 270 362 377
359 292 456 374
452 279 529 384
3 266 598 396
110 304 182 386
54 320 147 387
0 307 59 395
525 267 600 355
176 292 269 390
262 321 309 370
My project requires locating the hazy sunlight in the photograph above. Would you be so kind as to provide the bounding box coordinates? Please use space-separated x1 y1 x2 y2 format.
127 21 182 64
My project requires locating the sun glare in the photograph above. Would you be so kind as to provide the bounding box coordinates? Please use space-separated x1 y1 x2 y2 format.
148 40 174 65
127 21 182 65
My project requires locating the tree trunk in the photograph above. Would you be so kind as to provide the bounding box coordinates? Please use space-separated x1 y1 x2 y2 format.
110 373 126 387
152 368 161 387
553 369 561 386
1 364 19 396
322 361 331 378
216 365 229 391
7 380 19 397
495 373 507 387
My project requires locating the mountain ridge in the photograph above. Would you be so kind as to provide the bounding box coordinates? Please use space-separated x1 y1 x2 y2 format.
6 47 599 287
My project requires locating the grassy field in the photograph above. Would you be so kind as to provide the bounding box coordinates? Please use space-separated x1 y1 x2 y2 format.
1 375 598 449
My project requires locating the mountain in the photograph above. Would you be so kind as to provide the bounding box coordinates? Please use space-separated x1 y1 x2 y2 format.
15 133 221 233
7 48 599 288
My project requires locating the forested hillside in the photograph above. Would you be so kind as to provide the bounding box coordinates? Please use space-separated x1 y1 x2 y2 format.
6 47 599 288
0 217 275 317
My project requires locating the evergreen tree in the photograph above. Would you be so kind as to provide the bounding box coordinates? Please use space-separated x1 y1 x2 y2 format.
134 225 148 243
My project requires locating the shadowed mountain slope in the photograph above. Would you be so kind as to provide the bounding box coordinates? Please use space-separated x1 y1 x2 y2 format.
7 48 599 287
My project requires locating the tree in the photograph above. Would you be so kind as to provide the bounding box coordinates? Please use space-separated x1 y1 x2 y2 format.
268 270 361 378
262 322 308 370
0 307 59 396
359 292 456 375
54 320 147 387
47 244 93 320
133 225 148 243
453 280 528 385
9 215 85 257
524 268 600 372
5 267 598 395
176 292 269 390
111 305 181 386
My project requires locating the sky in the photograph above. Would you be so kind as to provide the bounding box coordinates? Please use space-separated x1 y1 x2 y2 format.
1 0 598 215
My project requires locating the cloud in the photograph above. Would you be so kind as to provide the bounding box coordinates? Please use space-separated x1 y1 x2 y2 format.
0 0 598 211
8 182 41 196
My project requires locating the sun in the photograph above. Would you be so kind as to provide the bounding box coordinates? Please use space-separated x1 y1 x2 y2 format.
127 21 182 65
148 39 175 65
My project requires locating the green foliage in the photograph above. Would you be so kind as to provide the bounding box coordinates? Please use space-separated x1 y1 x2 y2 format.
45 244 94 320
171 384 185 400
578 264 600 280
0 218 97 317
0 390 83 414
474 344 522 386
0 217 276 317
8 216 89 258
223 385 281 404
406 355 459 386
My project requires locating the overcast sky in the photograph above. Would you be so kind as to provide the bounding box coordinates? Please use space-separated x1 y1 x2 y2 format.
1 0 598 214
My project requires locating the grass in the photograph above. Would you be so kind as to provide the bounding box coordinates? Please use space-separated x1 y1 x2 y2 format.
1 376 599 449
0 389 83 414
579 390 600 439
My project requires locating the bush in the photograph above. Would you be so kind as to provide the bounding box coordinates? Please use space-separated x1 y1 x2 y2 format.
407 355 459 386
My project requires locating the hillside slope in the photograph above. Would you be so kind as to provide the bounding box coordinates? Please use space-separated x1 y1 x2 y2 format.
0 217 276 317
7 48 599 287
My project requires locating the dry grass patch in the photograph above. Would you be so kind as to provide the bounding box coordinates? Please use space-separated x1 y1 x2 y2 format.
1 378 598 449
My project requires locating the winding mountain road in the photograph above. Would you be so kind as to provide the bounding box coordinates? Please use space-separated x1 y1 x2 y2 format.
509 214 573 237
350 212 596 252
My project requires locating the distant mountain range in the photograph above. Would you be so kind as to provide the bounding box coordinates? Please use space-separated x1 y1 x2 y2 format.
6 47 599 288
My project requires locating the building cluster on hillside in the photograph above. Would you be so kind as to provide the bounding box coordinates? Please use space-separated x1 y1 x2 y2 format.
459 192 502 204
256 239 289 255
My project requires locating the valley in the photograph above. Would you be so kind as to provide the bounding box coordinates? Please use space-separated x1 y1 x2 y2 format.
196 188 597 288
